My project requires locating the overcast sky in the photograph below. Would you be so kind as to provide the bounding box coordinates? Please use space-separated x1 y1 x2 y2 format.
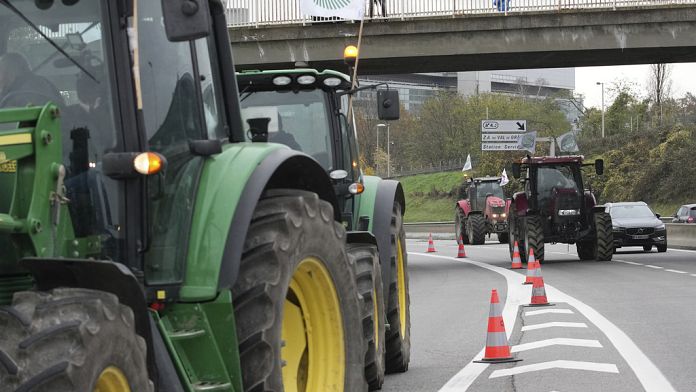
575 63 696 110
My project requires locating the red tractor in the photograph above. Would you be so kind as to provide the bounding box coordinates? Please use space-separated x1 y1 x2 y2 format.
508 156 613 263
455 177 510 245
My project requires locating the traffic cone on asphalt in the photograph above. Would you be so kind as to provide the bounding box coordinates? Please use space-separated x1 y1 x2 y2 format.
426 233 436 253
510 241 522 269
527 274 553 307
457 237 467 258
524 248 540 285
474 289 521 364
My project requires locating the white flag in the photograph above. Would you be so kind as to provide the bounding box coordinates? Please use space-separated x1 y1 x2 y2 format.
300 0 365 20
462 154 472 171
500 169 509 186
557 131 579 152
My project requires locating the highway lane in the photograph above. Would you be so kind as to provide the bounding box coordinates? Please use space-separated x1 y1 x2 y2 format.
382 239 696 392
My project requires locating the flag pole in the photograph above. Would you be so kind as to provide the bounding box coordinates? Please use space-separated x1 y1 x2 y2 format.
346 16 365 126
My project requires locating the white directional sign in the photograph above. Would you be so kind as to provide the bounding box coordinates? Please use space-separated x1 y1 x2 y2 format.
481 120 527 133
482 142 521 151
482 133 524 142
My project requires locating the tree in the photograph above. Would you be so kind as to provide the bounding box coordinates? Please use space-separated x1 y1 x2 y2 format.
647 63 673 123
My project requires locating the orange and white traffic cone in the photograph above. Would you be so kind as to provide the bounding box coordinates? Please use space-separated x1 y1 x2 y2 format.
524 248 540 285
474 289 521 364
510 241 522 269
426 233 436 253
457 237 467 258
528 274 553 307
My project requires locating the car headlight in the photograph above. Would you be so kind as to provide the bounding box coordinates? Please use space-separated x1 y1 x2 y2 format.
612 226 624 232
656 224 666 230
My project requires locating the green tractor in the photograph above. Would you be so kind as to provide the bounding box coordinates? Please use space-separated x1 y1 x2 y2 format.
0 1 385 391
236 68 412 390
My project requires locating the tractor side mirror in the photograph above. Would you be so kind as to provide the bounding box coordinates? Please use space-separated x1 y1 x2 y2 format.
511 163 521 179
377 90 400 121
595 159 604 176
162 0 211 42
246 118 270 142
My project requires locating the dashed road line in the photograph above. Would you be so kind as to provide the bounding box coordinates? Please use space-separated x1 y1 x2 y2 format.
521 322 588 331
614 260 643 266
511 338 602 353
489 360 619 379
525 308 574 316
664 269 688 274
412 252 677 392
644 265 663 269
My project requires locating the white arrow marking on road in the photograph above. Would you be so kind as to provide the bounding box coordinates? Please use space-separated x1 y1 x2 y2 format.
511 338 602 353
664 269 688 274
489 360 619 379
411 252 677 392
525 308 574 316
521 322 588 331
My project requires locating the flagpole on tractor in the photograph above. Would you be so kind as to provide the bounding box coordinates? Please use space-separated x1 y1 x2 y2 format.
346 17 365 127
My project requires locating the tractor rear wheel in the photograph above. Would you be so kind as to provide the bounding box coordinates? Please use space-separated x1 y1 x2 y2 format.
497 232 509 244
523 215 545 263
455 209 468 245
594 212 614 261
577 241 595 260
385 202 411 374
0 288 152 392
467 214 486 245
348 244 386 391
232 189 365 392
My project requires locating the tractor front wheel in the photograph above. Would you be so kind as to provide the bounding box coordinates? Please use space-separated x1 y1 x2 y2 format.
0 288 152 392
594 212 614 261
467 214 486 245
523 215 545 263
232 189 365 392
348 243 386 391
385 202 411 373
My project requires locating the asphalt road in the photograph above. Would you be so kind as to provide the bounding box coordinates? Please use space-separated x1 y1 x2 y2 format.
382 238 696 392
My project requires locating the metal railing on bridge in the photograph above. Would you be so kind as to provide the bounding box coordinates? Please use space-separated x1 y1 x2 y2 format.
225 0 696 27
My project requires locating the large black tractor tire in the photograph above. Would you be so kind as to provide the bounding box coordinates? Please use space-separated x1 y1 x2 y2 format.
232 189 366 392
594 212 614 261
455 208 469 245
348 244 386 391
523 215 545 263
0 288 152 392
657 244 667 253
508 212 528 263
497 231 509 244
467 214 486 245
577 240 595 260
385 202 411 374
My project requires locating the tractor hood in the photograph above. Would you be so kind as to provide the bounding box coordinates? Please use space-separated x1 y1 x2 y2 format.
486 196 506 207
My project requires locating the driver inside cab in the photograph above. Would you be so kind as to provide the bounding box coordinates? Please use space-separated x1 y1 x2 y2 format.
0 52 63 108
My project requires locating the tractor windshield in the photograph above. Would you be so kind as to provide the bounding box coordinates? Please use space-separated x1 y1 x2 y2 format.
476 182 504 206
536 165 581 209
0 0 124 260
240 89 334 169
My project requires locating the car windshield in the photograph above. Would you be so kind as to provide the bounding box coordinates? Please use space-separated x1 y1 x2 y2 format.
610 205 656 219
240 89 334 169
690 208 696 218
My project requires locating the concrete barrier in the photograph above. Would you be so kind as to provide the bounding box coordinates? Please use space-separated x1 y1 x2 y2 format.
405 221 696 249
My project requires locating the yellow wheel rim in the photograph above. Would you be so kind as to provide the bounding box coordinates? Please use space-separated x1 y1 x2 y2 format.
93 366 131 392
282 257 344 392
396 237 407 338
372 281 380 348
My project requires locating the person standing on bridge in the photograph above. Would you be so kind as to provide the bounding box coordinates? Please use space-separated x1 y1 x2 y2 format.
493 0 511 12
369 0 387 18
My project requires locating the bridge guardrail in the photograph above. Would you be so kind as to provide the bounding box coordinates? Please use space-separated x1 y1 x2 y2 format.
226 0 696 27
405 221 696 249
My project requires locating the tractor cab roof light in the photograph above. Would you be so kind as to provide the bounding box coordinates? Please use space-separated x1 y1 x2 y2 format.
324 77 342 87
297 75 316 85
272 76 292 86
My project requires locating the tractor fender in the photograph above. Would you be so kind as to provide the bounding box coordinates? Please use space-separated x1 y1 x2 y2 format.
359 176 405 305
512 192 528 216
178 143 338 302
457 199 472 216
347 231 378 246
584 190 598 209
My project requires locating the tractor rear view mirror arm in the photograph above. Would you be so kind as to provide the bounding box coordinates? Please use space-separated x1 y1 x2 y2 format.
581 159 604 175
337 83 400 121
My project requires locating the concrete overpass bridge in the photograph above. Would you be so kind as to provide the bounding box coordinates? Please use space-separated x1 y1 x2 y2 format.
225 0 696 74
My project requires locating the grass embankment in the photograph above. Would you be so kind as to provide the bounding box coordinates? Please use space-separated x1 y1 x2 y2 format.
399 171 464 223
398 171 684 223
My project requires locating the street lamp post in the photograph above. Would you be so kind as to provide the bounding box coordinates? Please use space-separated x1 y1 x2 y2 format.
596 81 605 138
386 123 391 177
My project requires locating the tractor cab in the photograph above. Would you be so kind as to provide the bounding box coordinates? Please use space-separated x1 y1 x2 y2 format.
466 177 506 213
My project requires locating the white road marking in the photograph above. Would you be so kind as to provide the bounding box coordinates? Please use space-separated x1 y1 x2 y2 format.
644 265 663 269
489 360 619 378
511 338 602 353
690 274 696 278
411 252 677 392
525 308 574 316
614 260 643 266
666 248 696 254
664 269 688 274
521 322 588 331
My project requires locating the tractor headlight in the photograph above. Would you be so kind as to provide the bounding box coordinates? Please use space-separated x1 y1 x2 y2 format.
558 209 580 216
492 214 499 218
501 213 506 218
